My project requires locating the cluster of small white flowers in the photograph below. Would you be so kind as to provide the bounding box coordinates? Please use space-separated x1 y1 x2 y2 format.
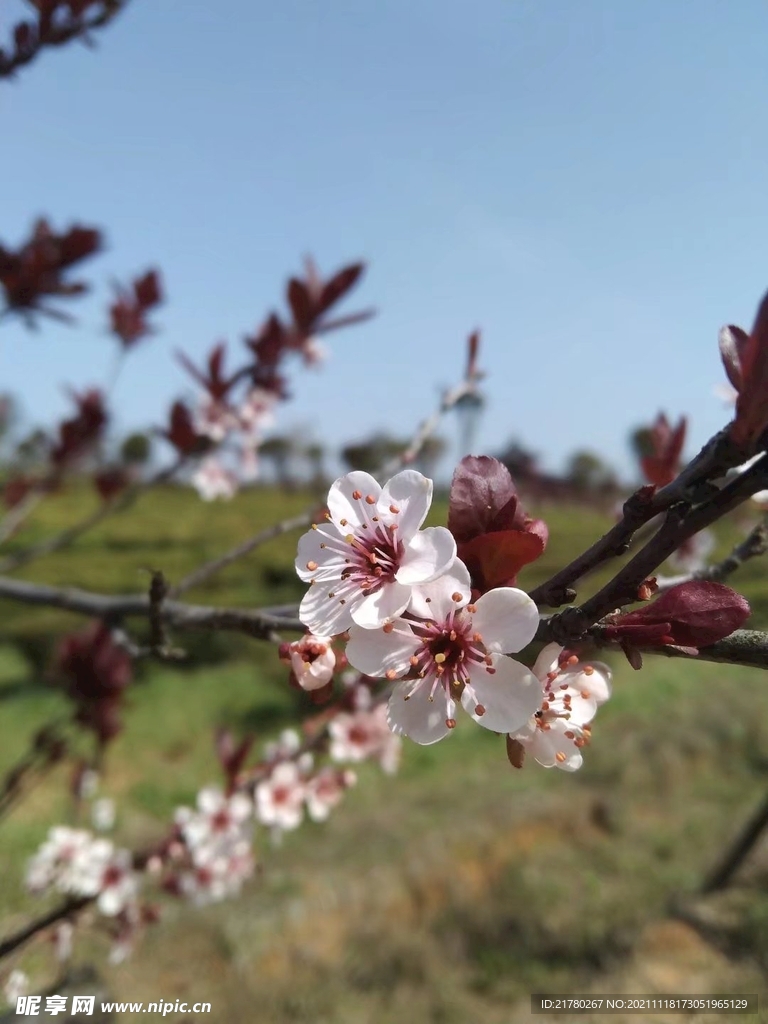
254 751 357 835
509 644 611 771
174 787 255 905
26 826 139 916
295 470 545 746
192 387 277 501
328 693 401 775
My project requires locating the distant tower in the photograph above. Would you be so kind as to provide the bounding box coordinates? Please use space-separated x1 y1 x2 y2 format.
454 388 485 459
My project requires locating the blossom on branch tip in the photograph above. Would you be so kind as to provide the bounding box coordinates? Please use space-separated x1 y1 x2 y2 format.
346 570 542 745
295 470 457 635
328 702 402 773
255 762 306 831
508 644 611 771
191 456 238 501
287 634 336 691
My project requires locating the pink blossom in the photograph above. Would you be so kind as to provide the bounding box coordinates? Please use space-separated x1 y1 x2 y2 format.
304 767 356 822
509 644 611 771
191 456 238 501
328 703 401 773
288 634 336 690
296 470 457 635
255 762 306 831
346 568 542 745
175 787 253 856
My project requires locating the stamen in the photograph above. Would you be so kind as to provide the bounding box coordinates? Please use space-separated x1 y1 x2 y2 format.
467 604 477 614
365 494 376 504
451 592 463 603
555 751 567 763
475 704 486 716
434 653 446 664
352 490 362 500
385 669 398 680
583 665 594 675
389 504 400 513
306 560 318 571
383 622 394 634
446 718 457 729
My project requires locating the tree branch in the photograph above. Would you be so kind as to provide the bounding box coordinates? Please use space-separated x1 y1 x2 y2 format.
530 428 754 608
0 574 303 642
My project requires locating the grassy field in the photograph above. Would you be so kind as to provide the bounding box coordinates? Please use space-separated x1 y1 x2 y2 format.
1 484 768 1022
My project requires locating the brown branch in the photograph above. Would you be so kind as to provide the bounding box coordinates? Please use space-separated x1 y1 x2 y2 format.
701 788 768 893
539 455 768 646
588 629 768 672
0 575 303 640
657 515 768 592
530 428 753 608
0 897 91 960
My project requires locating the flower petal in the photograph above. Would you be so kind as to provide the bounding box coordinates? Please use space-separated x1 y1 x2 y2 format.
529 722 583 771
351 581 411 629
471 587 539 653
531 642 562 681
327 472 381 529
346 623 419 677
299 579 356 636
295 524 348 582
397 526 457 585
378 470 432 542
387 680 452 745
462 656 543 734
407 564 471 620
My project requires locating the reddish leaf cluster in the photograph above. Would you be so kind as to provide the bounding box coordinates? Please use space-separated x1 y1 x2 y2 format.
109 270 163 349
245 258 373 394
1 1 118 79
720 290 768 448
56 621 133 745
447 455 548 595
50 388 108 469
159 401 212 457
93 466 131 502
603 580 750 664
640 413 686 488
0 219 101 322
177 342 236 404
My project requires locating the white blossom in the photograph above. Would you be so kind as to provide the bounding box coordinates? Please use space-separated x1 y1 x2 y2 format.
346 567 542 745
296 470 457 635
288 634 336 690
509 643 612 771
255 762 305 831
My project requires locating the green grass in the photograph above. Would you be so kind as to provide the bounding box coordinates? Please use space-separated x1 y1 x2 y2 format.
1 485 768 1021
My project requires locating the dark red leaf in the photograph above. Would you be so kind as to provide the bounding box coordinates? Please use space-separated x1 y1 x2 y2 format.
287 277 314 332
318 263 364 316
458 529 545 593
447 456 520 543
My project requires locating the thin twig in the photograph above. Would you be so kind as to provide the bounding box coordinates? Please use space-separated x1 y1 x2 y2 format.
0 575 303 640
530 428 753 608
169 376 478 599
657 515 768 592
0 456 185 574
701 788 768 893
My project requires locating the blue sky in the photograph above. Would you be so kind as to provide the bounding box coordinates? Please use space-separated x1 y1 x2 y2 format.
1 0 767 478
